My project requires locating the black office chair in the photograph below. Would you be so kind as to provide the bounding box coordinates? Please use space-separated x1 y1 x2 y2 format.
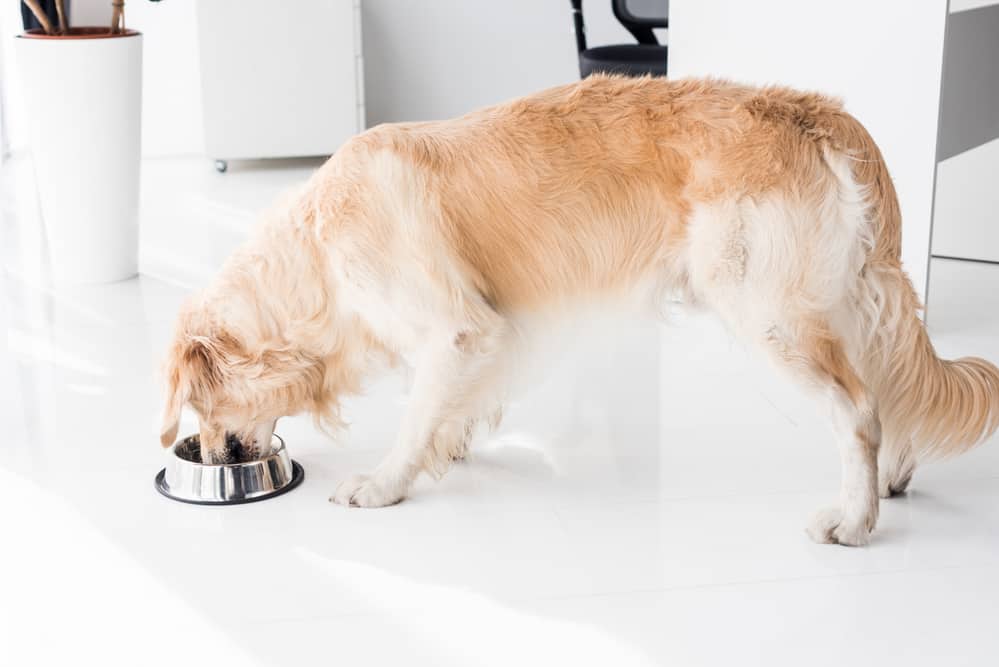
571 0 668 79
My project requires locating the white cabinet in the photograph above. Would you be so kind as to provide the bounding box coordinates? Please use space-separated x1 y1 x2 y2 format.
195 0 364 164
930 2 999 264
932 139 999 264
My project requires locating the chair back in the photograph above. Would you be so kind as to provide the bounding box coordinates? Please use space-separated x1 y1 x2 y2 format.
613 0 668 44
570 1 669 53
571 0 587 53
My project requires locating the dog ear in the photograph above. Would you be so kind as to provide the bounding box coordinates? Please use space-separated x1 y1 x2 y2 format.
160 336 228 447
183 336 227 392
160 358 187 447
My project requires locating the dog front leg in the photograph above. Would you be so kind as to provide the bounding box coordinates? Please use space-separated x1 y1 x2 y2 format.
331 334 471 507
198 422 228 464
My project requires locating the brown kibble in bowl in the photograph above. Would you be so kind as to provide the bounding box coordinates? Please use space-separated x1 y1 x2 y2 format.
174 433 255 464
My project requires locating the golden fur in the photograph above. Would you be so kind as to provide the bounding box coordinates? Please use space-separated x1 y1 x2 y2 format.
160 75 999 545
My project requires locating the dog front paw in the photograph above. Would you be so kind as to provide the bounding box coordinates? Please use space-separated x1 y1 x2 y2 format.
806 507 872 547
330 473 405 508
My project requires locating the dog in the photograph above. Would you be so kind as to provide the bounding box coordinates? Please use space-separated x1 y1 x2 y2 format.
159 75 999 546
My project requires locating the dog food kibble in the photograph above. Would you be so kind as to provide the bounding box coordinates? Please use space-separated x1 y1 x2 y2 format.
176 434 254 464
225 433 249 462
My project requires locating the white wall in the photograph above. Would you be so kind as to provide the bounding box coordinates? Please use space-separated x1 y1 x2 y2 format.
360 0 634 125
0 0 26 155
0 5 9 158
668 0 947 304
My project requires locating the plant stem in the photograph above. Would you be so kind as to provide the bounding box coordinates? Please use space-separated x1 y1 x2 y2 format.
22 0 56 35
111 0 125 34
55 0 68 34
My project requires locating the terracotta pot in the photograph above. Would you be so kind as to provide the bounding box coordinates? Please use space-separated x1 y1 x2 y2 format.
21 27 141 39
15 27 143 284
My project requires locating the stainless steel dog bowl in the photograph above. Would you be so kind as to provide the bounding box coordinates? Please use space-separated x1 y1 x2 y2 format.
155 434 304 505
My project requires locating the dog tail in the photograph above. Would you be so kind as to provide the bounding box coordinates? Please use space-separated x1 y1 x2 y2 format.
834 114 999 461
861 263 999 461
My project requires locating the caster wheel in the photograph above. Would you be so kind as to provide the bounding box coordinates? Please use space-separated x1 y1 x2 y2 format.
214 160 228 173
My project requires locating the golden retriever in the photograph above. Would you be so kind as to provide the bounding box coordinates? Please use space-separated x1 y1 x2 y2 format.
159 75 999 546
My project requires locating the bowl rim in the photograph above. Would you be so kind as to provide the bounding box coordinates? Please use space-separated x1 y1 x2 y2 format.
155 460 305 506
169 433 287 469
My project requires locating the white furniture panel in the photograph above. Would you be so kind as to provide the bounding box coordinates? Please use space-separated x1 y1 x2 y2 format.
930 2 999 264
668 0 947 303
932 137 999 263
196 0 364 161
950 0 999 12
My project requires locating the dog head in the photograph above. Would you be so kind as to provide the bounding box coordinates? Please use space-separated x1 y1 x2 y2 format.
159 301 334 463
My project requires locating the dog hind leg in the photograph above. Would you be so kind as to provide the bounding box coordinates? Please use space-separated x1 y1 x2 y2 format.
765 322 882 546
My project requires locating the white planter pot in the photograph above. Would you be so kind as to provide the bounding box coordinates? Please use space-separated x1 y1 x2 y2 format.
15 29 142 284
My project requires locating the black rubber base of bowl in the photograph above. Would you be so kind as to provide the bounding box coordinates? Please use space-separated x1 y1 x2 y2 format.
154 461 305 506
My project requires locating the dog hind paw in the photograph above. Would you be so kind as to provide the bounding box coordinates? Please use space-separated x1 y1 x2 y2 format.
878 470 914 499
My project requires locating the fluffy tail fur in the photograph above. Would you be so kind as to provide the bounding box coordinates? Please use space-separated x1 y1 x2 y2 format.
836 115 999 464
864 264 999 461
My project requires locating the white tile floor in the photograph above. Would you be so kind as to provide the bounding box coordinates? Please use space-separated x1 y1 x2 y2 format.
2 157 998 666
